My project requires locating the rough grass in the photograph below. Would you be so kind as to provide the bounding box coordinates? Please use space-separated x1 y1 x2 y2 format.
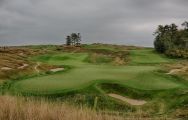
0 46 65 87
82 43 143 51
0 95 127 120
85 53 114 64
0 95 174 120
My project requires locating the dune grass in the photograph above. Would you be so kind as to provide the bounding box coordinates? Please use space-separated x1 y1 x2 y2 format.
0 96 127 120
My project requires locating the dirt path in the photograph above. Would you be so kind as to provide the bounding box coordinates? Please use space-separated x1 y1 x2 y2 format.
34 62 40 73
108 93 147 106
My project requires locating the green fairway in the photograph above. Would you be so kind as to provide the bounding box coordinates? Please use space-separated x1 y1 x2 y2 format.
129 49 172 64
10 49 185 94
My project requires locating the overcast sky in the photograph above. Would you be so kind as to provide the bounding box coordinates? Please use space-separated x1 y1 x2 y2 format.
0 0 188 46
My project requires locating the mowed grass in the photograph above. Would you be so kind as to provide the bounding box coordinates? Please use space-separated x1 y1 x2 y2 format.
10 49 185 95
129 49 173 65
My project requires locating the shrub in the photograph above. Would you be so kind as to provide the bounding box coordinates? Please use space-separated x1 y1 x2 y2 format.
165 49 188 58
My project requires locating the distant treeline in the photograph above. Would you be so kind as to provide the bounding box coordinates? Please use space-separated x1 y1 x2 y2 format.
154 21 188 58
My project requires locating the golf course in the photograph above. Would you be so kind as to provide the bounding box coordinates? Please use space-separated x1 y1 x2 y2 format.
10 49 184 93
1 44 188 118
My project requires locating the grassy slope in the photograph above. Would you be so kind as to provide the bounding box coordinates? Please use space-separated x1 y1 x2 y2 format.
129 49 173 65
10 49 185 94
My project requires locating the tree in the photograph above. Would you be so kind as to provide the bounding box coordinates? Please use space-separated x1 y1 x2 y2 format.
154 25 170 53
76 33 81 46
182 21 188 30
71 33 78 46
153 22 188 58
65 33 82 46
66 36 71 46
169 23 179 48
154 23 182 53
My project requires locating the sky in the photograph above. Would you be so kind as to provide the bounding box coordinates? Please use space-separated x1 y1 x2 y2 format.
0 0 188 47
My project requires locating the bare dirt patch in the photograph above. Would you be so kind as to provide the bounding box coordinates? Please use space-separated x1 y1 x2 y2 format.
108 93 147 106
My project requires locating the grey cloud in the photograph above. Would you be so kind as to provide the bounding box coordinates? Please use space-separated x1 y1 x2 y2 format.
0 0 188 47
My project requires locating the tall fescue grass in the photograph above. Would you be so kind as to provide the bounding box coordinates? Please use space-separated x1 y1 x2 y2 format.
0 96 126 120
0 96 174 120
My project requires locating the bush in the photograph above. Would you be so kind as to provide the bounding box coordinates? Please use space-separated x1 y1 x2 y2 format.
165 49 188 59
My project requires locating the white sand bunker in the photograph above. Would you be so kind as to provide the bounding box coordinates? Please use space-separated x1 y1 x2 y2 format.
167 69 181 75
167 66 188 75
18 64 28 69
1 67 12 70
35 62 40 73
108 93 147 106
50 68 64 72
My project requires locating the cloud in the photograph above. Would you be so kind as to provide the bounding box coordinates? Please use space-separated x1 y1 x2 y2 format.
0 0 188 47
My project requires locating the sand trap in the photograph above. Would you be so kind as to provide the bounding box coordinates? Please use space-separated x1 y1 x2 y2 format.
18 64 28 69
167 67 188 75
167 69 181 74
108 93 147 106
34 62 40 73
1 67 12 70
50 68 64 72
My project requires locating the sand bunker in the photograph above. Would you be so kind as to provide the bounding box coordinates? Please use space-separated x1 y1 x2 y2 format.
167 67 188 75
167 69 181 74
50 68 64 72
34 62 40 73
108 93 147 106
1 67 12 70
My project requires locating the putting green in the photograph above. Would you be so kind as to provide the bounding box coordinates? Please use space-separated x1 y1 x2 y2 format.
10 50 185 94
